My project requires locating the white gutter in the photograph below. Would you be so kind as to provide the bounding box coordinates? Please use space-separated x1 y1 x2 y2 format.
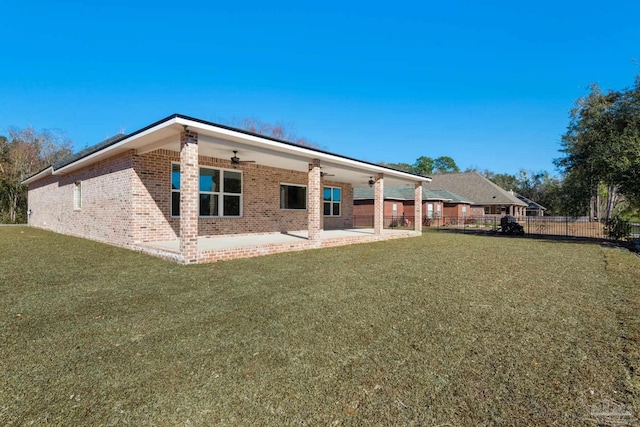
21 166 53 185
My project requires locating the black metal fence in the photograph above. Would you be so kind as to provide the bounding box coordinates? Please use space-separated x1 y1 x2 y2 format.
353 215 416 230
353 214 640 241
427 215 640 241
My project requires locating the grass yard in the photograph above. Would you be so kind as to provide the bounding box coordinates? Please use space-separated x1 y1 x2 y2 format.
1 227 639 426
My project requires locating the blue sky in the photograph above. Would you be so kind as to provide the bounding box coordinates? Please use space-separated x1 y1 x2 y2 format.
1 0 638 175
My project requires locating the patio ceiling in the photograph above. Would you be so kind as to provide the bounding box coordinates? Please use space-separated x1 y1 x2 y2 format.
34 114 430 187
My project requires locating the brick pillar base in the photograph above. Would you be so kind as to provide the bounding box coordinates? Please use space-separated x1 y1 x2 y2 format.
308 159 321 240
180 130 199 264
414 182 423 232
374 173 384 235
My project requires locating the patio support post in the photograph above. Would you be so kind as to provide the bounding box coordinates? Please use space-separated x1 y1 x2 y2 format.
179 129 199 264
374 173 384 235
308 159 322 241
414 182 423 232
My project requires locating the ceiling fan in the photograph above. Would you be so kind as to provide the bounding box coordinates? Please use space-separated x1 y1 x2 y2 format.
230 150 256 165
320 168 335 178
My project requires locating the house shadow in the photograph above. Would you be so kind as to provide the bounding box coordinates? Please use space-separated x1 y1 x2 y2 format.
428 227 639 253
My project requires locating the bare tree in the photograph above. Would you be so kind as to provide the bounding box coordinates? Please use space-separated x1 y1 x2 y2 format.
231 117 317 148
0 126 72 223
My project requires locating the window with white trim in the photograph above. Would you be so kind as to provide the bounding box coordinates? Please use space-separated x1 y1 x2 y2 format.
280 184 307 210
323 186 341 216
73 181 82 210
171 164 180 216
171 164 242 217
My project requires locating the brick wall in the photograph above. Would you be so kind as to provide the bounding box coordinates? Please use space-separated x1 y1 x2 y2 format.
27 151 135 247
353 200 408 217
443 202 473 217
28 147 358 247
132 149 354 242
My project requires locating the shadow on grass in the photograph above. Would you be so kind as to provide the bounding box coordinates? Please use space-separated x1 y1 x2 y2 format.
426 226 640 253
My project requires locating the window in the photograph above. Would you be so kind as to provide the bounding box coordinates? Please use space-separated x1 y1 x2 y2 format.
280 184 307 210
74 181 82 210
323 186 341 216
171 164 242 217
171 164 180 216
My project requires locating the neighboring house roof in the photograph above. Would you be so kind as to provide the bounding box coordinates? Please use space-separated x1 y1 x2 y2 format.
427 172 528 207
23 114 430 187
353 185 471 203
428 189 471 204
514 193 547 211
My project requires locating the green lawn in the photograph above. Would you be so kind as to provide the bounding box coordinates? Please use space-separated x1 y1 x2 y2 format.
1 227 639 426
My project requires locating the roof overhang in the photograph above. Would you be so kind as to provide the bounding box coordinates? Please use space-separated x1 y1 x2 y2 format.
23 114 431 187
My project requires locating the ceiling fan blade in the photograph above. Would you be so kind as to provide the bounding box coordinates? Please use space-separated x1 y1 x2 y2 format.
230 150 255 164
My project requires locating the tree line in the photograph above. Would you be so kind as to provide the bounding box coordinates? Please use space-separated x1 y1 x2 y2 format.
0 128 72 223
2 76 639 223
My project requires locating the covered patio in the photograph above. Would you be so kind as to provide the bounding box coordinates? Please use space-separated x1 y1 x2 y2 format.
135 227 418 263
134 115 431 263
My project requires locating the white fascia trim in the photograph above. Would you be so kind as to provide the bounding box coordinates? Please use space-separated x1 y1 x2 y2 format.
175 117 430 183
53 117 180 175
22 166 53 185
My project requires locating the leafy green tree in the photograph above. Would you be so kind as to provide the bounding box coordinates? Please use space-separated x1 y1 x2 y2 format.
483 169 565 215
556 77 640 219
484 171 518 191
412 156 435 176
433 156 460 173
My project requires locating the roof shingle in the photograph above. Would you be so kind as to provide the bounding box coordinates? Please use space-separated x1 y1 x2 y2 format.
426 172 527 206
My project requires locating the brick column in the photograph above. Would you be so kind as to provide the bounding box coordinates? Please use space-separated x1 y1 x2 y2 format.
308 159 321 240
374 173 384 235
180 130 199 264
414 182 423 232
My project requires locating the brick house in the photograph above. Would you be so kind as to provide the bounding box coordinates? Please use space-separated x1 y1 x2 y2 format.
353 185 471 226
427 172 528 217
513 192 547 216
23 114 430 264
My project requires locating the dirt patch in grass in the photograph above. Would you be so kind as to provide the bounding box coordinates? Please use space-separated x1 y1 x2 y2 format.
1 227 639 425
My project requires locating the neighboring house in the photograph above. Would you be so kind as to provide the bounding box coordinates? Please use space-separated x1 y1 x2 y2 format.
513 192 547 216
427 172 528 216
23 114 429 264
353 185 471 225
429 189 473 218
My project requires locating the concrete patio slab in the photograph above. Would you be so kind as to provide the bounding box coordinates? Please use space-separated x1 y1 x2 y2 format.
134 228 419 263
